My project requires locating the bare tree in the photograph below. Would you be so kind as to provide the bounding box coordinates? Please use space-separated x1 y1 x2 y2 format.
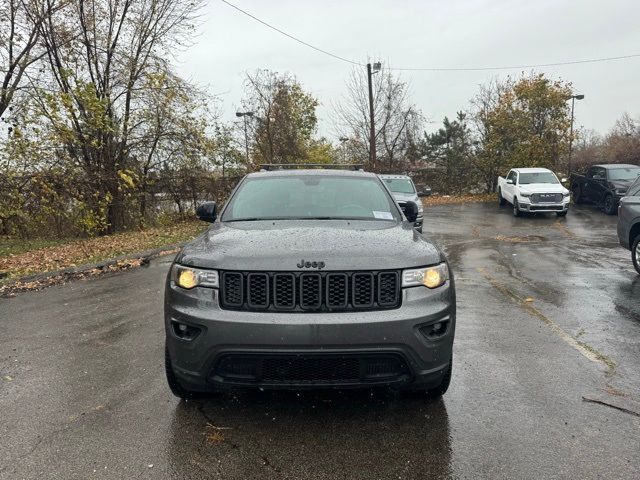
333 66 422 172
0 0 60 119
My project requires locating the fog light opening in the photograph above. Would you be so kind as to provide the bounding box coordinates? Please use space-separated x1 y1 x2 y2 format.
421 321 449 340
171 321 201 341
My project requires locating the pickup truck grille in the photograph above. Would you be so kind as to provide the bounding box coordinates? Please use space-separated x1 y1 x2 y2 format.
531 193 563 203
220 270 400 312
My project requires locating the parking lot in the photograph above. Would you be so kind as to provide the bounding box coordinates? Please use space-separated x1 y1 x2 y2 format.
1 202 639 479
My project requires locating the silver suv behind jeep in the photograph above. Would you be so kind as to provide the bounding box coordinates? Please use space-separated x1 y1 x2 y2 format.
164 166 455 398
379 174 431 232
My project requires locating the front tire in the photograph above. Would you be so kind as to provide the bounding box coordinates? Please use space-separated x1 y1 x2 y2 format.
633 235 640 275
513 198 521 217
556 210 568 217
572 185 583 204
498 188 506 206
603 194 616 215
165 344 197 399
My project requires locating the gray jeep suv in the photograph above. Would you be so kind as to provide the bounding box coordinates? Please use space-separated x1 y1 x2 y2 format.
164 166 455 398
617 174 640 274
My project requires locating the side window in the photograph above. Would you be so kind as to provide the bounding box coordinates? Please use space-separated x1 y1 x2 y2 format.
592 168 606 180
507 171 516 183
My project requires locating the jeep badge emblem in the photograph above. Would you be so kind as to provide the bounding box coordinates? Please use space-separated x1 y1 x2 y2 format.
297 259 325 270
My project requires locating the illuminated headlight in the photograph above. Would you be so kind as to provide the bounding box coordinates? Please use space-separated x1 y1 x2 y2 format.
171 264 219 289
402 263 449 289
520 192 531 198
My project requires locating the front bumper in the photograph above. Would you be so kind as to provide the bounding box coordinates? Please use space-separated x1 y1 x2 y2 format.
518 199 570 213
164 277 455 390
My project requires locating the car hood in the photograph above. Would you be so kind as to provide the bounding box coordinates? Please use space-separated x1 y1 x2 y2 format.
176 220 443 271
610 179 635 191
519 184 569 194
391 192 419 203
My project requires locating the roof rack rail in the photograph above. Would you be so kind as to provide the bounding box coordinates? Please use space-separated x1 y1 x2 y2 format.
259 163 365 172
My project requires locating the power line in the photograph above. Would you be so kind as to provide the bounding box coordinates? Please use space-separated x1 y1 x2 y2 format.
220 0 640 72
220 0 363 67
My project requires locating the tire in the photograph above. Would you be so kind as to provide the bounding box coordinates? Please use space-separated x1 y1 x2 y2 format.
572 185 583 204
498 188 506 207
426 356 452 399
513 198 521 217
556 210 568 217
603 194 616 215
165 344 197 399
633 235 640 275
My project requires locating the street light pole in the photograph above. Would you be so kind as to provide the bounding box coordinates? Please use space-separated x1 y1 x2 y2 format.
367 62 381 171
235 111 254 166
567 94 584 175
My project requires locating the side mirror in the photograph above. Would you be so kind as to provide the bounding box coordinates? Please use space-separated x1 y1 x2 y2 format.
506 179 514 185
403 201 419 223
417 186 432 198
196 202 217 223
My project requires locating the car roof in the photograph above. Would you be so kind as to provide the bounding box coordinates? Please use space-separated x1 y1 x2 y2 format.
378 174 411 180
511 168 553 173
592 164 640 169
246 169 378 178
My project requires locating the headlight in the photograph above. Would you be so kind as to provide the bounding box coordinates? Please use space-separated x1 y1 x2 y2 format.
402 263 449 289
563 192 570 198
616 188 627 195
171 264 219 289
520 192 531 198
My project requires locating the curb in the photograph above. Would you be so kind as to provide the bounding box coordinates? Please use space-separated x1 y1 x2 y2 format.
0 243 184 297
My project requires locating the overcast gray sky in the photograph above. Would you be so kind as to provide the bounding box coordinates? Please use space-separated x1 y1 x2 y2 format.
176 0 640 140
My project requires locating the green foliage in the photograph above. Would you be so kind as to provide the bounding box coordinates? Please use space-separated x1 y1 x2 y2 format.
473 73 573 192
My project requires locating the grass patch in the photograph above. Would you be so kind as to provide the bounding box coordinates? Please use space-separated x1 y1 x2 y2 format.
0 220 207 283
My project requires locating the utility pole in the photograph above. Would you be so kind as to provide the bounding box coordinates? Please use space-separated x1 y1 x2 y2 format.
567 94 584 175
367 62 381 171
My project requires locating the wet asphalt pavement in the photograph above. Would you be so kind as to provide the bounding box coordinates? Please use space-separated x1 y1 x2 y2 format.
1 202 639 479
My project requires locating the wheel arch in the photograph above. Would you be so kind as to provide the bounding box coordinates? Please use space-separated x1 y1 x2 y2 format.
630 221 640 248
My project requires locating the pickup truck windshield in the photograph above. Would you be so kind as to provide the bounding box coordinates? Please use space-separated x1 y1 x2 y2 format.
518 172 559 184
608 167 640 181
383 178 415 194
222 175 402 222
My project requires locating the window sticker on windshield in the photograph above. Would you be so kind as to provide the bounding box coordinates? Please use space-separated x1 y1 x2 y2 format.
373 211 393 220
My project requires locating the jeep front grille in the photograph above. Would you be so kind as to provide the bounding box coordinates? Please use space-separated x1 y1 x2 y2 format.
220 270 400 312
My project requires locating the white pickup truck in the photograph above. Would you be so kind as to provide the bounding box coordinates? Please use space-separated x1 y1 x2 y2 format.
497 168 571 217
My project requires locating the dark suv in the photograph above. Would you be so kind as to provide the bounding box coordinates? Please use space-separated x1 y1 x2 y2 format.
164 166 455 398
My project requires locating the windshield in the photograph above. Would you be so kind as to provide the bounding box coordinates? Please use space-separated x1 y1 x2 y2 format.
608 167 640 181
222 175 402 222
518 172 559 184
382 178 415 194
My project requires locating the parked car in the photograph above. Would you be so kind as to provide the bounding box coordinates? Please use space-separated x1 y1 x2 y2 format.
379 174 431 232
617 175 640 274
571 164 640 215
497 168 571 217
165 165 455 398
